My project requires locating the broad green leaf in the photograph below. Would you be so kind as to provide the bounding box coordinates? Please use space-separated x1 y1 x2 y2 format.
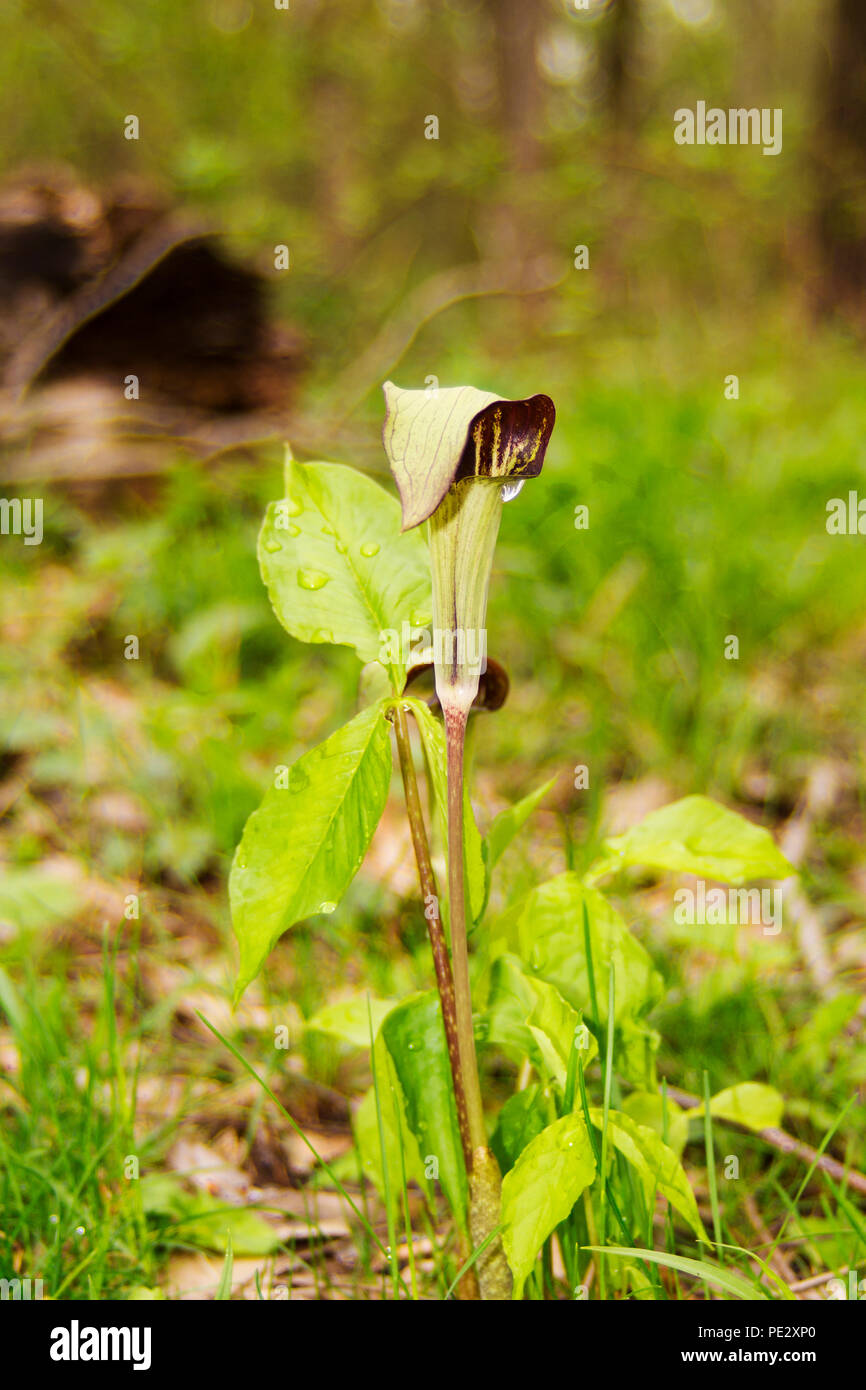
588 1107 706 1240
230 702 392 1000
483 954 597 1089
492 876 661 1086
695 1082 785 1132
382 383 555 531
306 994 397 1049
528 976 597 1075
259 459 431 689
498 874 663 1030
381 991 468 1230
592 795 794 885
585 1245 764 1301
621 1091 689 1159
501 1112 596 1298
403 696 485 924
615 1019 661 1090
491 1084 551 1173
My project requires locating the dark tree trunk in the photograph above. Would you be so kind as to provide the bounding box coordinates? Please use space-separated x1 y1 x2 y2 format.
604 0 637 132
815 0 866 318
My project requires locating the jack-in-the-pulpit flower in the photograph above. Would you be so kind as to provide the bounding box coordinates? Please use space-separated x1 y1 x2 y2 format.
382 380 555 1301
382 383 555 718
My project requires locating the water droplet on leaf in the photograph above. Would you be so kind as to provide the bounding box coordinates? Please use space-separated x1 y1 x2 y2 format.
297 568 330 590
360 541 380 557
319 901 337 914
263 539 282 553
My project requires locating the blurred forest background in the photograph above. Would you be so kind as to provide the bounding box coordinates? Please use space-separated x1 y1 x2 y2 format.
0 0 865 1299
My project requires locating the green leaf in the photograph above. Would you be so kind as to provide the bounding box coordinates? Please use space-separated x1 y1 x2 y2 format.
382 383 555 531
588 1107 706 1240
492 875 661 1086
483 954 596 1088
498 874 663 1028
259 459 431 689
585 1245 764 1301
381 991 468 1230
403 696 485 924
353 1035 428 1200
306 993 397 1049
491 1085 551 1173
621 1091 689 1160
593 795 795 884
695 1082 785 1132
500 1112 596 1298
230 702 392 1000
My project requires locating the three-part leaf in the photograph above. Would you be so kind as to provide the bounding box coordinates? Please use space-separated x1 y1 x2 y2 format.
230 701 392 1000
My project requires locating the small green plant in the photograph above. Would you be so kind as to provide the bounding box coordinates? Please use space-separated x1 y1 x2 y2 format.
230 383 795 1300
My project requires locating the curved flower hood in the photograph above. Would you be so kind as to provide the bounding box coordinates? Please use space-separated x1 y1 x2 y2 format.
382 382 555 531
382 381 555 716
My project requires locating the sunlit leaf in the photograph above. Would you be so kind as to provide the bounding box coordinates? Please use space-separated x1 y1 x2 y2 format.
588 1107 706 1240
259 458 431 689
593 796 795 884
501 1112 596 1298
230 702 392 1000
695 1082 785 1132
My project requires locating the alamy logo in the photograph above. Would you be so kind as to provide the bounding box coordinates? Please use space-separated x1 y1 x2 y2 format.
0 1277 43 1300
379 621 487 678
674 883 782 935
50 1320 152 1371
674 103 782 156
826 491 866 535
0 497 43 545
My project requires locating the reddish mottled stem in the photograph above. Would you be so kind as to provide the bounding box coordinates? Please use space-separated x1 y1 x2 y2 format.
392 701 473 1171
444 705 487 1155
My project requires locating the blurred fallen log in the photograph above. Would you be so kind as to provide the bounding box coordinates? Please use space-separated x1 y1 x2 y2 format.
0 172 305 481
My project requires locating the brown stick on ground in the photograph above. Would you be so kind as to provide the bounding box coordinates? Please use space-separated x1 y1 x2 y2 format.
664 1085 866 1197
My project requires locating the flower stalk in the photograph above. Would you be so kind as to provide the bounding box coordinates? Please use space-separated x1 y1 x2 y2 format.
383 379 555 1301
390 699 472 1168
